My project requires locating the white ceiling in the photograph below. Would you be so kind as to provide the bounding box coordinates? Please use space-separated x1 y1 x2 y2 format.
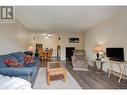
15 6 127 33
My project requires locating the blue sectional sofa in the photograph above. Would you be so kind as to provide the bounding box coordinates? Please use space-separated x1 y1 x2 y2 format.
0 52 40 87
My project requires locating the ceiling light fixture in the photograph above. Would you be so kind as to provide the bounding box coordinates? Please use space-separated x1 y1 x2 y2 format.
44 34 49 39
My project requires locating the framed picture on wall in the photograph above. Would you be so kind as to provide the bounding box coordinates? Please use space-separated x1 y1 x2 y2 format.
36 44 43 50
69 38 79 43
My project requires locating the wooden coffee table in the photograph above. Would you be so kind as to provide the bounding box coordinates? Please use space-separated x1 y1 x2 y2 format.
47 61 67 85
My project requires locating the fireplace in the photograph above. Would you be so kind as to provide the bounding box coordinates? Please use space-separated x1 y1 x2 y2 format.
66 47 75 60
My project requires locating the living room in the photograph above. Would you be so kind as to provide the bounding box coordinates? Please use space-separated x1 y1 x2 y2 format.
0 4 127 92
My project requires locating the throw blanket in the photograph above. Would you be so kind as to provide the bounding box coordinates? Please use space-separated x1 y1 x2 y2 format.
0 74 31 89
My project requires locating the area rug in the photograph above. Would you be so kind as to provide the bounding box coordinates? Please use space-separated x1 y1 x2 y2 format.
33 68 81 89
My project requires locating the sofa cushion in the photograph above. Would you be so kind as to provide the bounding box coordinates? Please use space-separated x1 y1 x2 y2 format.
10 52 25 62
0 67 33 77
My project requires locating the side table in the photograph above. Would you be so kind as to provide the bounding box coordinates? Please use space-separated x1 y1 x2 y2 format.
108 60 126 83
91 59 105 72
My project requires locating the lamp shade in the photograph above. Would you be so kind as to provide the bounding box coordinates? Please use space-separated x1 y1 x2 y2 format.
28 46 34 52
94 44 103 53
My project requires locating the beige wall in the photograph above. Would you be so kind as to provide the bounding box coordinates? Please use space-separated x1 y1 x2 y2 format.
0 20 32 55
58 32 84 60
36 35 58 57
85 12 127 75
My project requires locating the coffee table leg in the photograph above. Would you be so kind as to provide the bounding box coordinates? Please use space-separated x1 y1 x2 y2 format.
64 70 67 82
48 73 50 85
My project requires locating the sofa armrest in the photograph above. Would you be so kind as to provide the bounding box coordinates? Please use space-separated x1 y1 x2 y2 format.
0 67 32 77
72 56 76 61
83 57 89 61
34 57 39 63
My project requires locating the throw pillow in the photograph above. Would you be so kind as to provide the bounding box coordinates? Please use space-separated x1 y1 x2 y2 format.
24 55 35 64
4 59 23 68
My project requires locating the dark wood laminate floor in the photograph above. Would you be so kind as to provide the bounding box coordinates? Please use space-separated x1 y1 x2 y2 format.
40 58 127 89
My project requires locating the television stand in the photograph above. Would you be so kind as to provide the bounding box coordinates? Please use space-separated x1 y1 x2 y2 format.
108 60 126 83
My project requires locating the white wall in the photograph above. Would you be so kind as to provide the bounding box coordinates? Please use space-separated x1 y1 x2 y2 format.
85 12 127 75
58 32 84 60
0 20 32 55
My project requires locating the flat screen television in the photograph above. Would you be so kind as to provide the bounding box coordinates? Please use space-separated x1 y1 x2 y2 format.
69 38 79 43
106 48 124 61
